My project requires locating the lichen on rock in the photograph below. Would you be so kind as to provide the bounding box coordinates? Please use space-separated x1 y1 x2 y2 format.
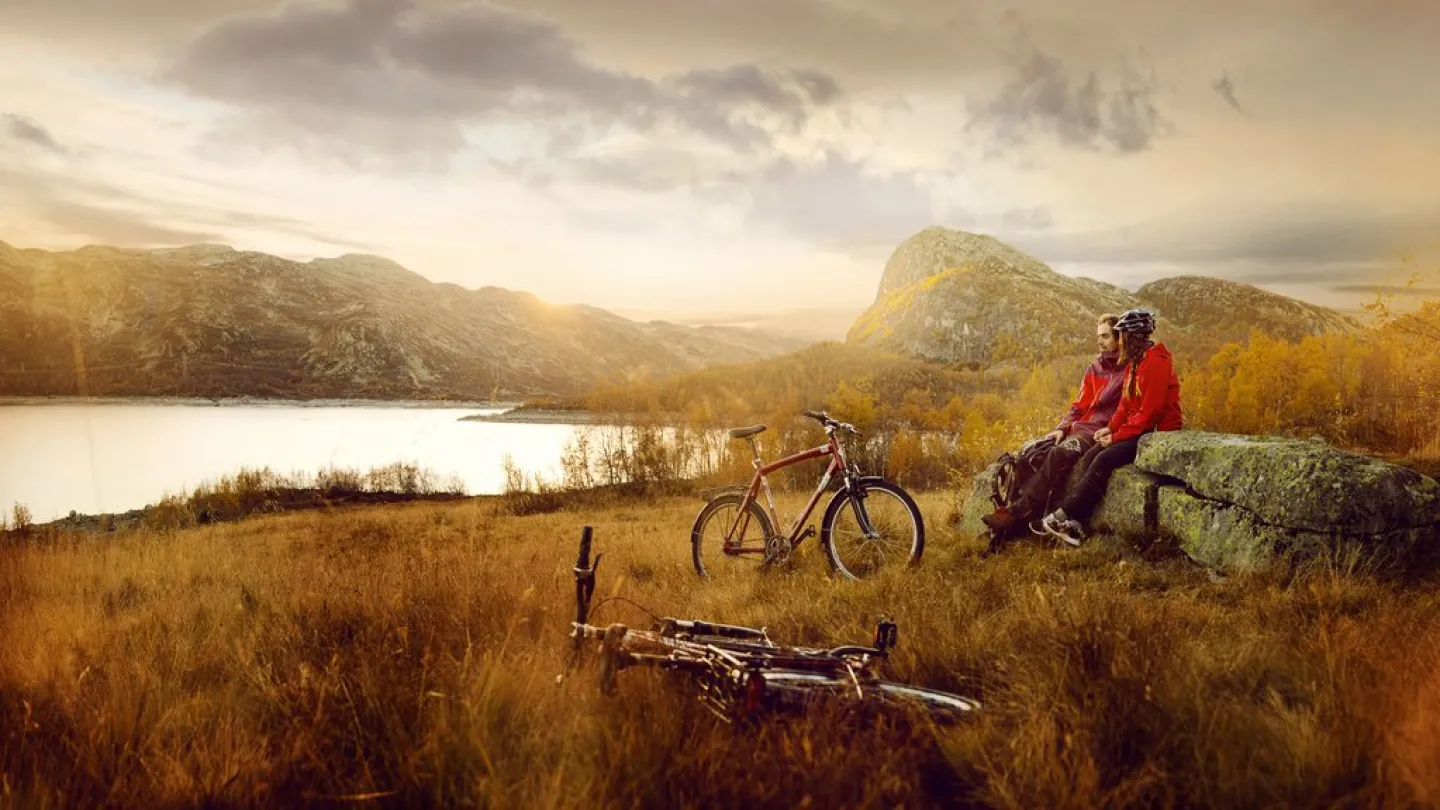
1087 467 1173 541
1136 431 1440 533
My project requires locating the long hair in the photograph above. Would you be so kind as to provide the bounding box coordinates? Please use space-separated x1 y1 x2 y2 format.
1119 331 1152 397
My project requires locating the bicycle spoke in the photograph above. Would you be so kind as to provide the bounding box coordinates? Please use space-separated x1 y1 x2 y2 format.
694 498 768 580
826 487 919 578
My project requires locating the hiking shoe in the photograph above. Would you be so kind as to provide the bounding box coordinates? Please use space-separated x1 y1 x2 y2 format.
1039 509 1086 547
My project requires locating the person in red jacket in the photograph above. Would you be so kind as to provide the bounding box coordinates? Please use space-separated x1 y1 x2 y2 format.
981 314 1125 541
1038 308 1183 547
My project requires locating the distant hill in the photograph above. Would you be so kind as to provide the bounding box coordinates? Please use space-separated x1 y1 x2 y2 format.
847 227 1363 365
0 240 804 399
1132 275 1361 344
615 307 863 343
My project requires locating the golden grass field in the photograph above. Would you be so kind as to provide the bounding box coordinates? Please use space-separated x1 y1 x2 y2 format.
3 489 1439 809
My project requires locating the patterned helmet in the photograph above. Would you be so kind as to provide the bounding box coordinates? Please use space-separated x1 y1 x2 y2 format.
1115 308 1156 334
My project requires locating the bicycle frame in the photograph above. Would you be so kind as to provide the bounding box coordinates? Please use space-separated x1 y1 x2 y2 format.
731 431 849 554
561 526 977 722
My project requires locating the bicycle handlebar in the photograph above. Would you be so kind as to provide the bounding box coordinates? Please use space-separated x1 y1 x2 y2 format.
800 409 860 436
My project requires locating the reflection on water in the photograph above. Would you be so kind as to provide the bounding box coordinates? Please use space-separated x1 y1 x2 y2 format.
0 403 587 522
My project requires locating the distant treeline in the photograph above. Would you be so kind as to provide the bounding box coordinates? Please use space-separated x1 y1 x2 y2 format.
506 305 1440 495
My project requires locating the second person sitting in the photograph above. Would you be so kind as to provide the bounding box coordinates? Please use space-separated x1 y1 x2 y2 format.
1037 308 1184 547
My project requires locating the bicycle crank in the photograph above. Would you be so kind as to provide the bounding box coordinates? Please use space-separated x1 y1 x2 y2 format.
761 534 794 568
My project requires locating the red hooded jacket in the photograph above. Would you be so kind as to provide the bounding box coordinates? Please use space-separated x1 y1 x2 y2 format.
1057 351 1125 437
1108 342 1183 442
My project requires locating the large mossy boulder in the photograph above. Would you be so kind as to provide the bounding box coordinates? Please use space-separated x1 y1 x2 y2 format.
959 430 1440 573
1136 431 1440 534
1153 486 1439 573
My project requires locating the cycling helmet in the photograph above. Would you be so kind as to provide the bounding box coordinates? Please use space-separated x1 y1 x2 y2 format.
1115 308 1156 334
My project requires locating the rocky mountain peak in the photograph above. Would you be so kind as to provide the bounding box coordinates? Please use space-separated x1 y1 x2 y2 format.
851 226 1363 365
876 226 1055 300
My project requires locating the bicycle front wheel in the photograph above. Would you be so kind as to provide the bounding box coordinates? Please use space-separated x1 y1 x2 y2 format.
755 670 979 721
820 477 924 579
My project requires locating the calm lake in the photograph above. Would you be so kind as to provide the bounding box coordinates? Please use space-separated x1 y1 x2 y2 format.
0 402 587 523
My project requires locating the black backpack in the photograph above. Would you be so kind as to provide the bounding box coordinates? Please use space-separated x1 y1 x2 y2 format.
990 436 1056 512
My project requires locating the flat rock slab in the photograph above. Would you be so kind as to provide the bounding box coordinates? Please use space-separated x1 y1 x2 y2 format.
1136 431 1440 534
1089 467 1172 540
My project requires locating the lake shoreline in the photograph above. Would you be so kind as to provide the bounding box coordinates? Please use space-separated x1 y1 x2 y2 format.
0 401 584 523
0 395 521 409
459 408 680 425
13 489 483 536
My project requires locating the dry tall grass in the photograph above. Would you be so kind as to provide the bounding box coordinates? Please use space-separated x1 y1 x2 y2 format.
2 491 1438 808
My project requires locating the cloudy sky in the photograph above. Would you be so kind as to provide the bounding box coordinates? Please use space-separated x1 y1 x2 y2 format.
1 0 1437 318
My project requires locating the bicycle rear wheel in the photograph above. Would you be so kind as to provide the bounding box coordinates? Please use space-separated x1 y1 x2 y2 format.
821 477 924 579
691 493 774 579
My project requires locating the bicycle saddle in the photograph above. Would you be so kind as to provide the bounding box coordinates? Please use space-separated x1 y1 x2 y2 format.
727 425 767 439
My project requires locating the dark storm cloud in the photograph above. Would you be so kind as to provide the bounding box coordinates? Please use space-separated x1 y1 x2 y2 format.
672 64 843 126
165 0 846 157
965 16 1172 155
1212 72 1245 114
2 113 66 153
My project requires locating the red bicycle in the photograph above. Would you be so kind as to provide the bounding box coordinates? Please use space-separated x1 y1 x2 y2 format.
562 527 978 723
690 410 925 580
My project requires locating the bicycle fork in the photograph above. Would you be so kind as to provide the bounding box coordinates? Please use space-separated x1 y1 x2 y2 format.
841 472 881 540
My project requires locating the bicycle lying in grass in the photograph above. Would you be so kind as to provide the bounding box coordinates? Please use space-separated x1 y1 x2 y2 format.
691 410 925 580
558 526 980 723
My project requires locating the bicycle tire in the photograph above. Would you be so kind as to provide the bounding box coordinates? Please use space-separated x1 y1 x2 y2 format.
820 477 925 579
691 493 775 578
752 670 979 720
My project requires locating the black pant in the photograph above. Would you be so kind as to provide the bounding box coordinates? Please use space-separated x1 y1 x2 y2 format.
1059 437 1140 524
1012 433 1096 521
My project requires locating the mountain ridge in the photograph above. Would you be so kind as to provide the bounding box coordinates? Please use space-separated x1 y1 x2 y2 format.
848 226 1363 364
0 239 804 399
